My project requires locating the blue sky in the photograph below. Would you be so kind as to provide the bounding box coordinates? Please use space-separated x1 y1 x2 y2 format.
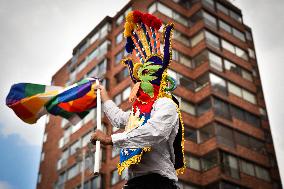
0 0 283 188
0 130 41 189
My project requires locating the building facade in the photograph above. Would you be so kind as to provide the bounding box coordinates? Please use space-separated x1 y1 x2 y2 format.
36 0 283 189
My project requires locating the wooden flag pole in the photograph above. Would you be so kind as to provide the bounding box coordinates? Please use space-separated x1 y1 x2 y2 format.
94 79 101 175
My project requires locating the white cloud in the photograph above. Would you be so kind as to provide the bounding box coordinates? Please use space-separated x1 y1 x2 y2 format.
0 181 14 189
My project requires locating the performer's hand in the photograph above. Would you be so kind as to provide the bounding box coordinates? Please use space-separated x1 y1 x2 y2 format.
95 84 110 102
90 130 113 145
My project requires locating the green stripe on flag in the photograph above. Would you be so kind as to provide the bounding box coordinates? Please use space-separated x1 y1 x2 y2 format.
25 83 46 97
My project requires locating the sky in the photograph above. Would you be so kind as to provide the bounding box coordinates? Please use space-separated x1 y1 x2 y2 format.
0 0 283 188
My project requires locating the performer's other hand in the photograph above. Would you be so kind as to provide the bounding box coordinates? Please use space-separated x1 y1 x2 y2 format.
95 84 110 102
90 130 113 145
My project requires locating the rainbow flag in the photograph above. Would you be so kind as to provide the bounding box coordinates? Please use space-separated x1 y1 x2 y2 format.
6 78 98 124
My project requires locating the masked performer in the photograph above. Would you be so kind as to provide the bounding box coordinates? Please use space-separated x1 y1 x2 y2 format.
91 10 185 189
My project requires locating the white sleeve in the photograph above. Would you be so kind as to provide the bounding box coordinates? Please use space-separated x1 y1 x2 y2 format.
103 100 131 129
111 98 178 148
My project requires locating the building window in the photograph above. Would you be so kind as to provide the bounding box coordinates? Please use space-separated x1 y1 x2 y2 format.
255 165 271 181
199 124 215 143
115 50 125 64
231 105 261 128
70 140 81 155
217 2 242 23
189 10 203 26
37 173 41 183
219 20 245 41
89 23 111 44
201 151 218 171
209 51 223 72
180 75 195 91
245 31 253 41
228 82 256 104
224 59 253 81
112 147 120 158
116 7 132 26
195 73 209 92
205 31 220 50
122 87 131 101
149 2 188 26
240 160 255 176
115 68 129 83
248 48 256 59
115 32 123 44
43 133 47 143
173 30 190 46
213 98 230 119
41 152 45 162
82 132 92 147
185 154 201 171
191 31 204 47
184 126 197 143
221 40 248 60
209 73 227 95
67 163 80 180
111 169 122 185
197 98 211 116
203 12 217 29
235 132 265 154
180 98 196 115
202 0 215 10
222 153 240 179
192 50 208 68
172 50 192 68
215 124 235 148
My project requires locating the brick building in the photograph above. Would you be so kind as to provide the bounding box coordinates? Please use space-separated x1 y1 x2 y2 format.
36 0 283 188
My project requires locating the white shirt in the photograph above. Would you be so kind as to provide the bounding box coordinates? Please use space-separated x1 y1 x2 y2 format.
103 97 179 181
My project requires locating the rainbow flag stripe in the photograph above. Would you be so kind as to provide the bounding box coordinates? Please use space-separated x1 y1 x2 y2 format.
6 78 97 124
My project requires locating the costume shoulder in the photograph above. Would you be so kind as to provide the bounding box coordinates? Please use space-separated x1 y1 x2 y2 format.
154 97 177 111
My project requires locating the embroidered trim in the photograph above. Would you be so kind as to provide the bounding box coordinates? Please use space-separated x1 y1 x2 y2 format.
117 147 151 175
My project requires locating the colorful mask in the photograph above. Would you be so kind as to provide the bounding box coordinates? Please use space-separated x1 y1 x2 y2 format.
117 11 185 175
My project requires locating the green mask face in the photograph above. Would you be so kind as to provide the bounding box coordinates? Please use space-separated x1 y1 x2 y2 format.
137 61 162 98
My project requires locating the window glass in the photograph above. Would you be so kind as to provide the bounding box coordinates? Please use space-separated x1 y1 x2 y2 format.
180 76 195 91
222 153 240 179
181 99 196 115
231 105 245 121
173 30 190 46
67 163 80 180
115 51 125 64
173 12 188 26
213 98 230 119
197 98 211 116
195 73 209 92
224 60 241 74
82 132 92 147
242 90 256 104
221 40 235 53
91 175 102 189
209 73 227 94
240 160 255 176
201 151 218 171
205 31 220 49
111 169 121 185
148 3 156 14
115 68 128 83
209 52 223 71
228 82 242 97
122 87 131 101
215 124 235 147
230 10 242 23
189 10 203 26
70 140 81 155
203 12 217 28
202 0 214 10
115 32 123 44
219 20 231 33
255 166 271 181
192 50 208 68
157 2 172 16
191 31 204 47
217 3 229 15
235 47 248 61
186 154 201 171
248 48 256 59
245 31 253 41
242 70 253 81
184 126 197 142
199 124 215 143
233 28 245 41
